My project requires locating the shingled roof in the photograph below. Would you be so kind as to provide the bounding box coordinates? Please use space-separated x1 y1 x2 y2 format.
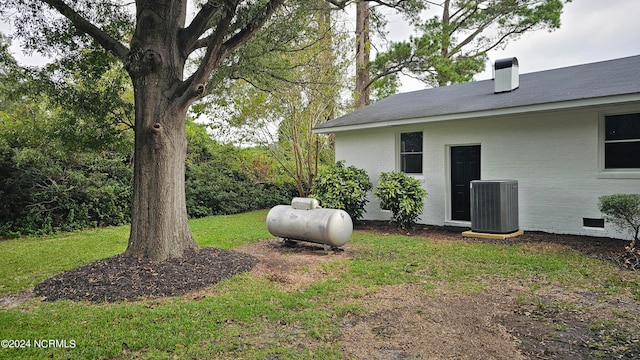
313 55 640 133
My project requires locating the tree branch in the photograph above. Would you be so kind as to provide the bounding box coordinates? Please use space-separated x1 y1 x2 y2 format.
177 1 238 103
365 59 409 91
324 0 416 10
179 1 225 57
39 0 130 63
222 0 285 54
179 0 285 105
479 22 537 54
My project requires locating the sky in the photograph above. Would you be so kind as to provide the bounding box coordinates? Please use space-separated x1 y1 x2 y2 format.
3 0 640 92
387 0 640 92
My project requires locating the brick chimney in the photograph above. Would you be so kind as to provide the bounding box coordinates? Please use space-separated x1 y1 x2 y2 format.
494 57 519 93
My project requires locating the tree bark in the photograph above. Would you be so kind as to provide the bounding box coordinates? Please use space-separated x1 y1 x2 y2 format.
355 0 371 109
124 91 198 261
123 2 198 261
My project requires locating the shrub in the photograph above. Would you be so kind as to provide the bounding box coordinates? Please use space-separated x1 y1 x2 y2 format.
375 171 427 229
185 160 295 218
0 150 132 236
311 161 372 220
598 194 640 248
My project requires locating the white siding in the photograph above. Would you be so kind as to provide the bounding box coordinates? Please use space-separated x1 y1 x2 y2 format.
334 104 640 240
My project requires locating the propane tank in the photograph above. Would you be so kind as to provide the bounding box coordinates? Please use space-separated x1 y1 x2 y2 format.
266 198 353 247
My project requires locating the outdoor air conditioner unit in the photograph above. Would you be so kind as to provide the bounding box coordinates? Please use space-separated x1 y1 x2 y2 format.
470 180 519 233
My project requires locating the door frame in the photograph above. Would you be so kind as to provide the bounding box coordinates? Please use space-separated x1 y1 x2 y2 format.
446 144 481 223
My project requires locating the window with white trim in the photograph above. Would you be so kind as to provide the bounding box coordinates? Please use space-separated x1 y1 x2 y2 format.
604 113 640 169
400 132 423 173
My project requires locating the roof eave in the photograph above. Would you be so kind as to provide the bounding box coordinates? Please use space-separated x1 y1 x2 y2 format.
312 93 640 134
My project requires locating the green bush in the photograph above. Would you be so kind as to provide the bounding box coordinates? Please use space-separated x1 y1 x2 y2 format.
0 110 298 236
184 130 296 218
599 194 640 248
311 161 372 220
185 161 295 218
0 150 132 237
374 171 427 229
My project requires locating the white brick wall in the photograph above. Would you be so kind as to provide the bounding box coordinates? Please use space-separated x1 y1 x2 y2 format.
335 128 395 221
334 104 640 240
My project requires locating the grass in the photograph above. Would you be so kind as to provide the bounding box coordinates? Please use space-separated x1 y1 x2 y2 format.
0 210 271 296
1 209 639 359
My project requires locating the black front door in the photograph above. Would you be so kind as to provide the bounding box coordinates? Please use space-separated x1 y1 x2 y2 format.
451 145 481 221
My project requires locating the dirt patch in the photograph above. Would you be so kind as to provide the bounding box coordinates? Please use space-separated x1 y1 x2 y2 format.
237 224 640 359
498 285 640 359
0 289 33 309
340 284 523 360
236 239 348 290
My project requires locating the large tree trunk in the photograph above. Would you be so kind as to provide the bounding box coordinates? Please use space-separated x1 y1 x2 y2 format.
355 0 370 109
123 1 198 261
124 97 198 261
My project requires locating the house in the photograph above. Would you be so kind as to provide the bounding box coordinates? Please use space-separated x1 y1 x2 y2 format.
313 55 640 240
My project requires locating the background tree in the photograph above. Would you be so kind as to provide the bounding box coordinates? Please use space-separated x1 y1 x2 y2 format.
352 0 424 108
196 0 347 197
354 0 371 108
366 0 568 98
256 2 346 197
1 0 337 261
184 120 295 218
0 36 135 236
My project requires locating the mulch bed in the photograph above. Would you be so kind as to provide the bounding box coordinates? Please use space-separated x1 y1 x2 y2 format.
355 220 634 270
34 247 257 302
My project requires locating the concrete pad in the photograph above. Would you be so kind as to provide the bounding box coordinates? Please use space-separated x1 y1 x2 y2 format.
461 229 524 240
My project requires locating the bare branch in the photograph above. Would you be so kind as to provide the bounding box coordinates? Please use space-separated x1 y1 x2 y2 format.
179 1 225 57
477 22 537 54
325 0 417 10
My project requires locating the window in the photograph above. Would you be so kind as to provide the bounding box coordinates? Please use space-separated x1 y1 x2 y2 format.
604 113 640 169
400 132 423 173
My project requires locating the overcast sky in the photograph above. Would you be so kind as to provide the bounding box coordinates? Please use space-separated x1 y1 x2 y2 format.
389 0 640 92
3 0 639 92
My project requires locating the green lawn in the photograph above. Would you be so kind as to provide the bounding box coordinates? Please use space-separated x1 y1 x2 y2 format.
1 209 639 359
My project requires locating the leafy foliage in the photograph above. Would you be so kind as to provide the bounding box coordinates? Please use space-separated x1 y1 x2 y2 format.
599 194 640 248
312 161 372 220
0 41 294 236
369 0 568 89
374 171 427 229
185 120 296 218
0 113 295 236
0 36 135 237
0 138 133 237
196 2 346 196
